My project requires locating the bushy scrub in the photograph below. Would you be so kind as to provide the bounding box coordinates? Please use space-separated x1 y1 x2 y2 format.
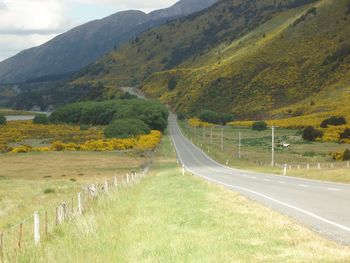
199 110 233 125
33 114 49 125
331 149 350 161
320 116 346 128
302 126 323 141
252 121 267 131
340 128 350 140
49 99 169 132
104 119 150 139
0 113 6 125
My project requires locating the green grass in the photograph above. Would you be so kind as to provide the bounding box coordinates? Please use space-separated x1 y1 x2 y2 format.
0 108 34 116
0 151 144 230
179 121 350 183
13 136 350 262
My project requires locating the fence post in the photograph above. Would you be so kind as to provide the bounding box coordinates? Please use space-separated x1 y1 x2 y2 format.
34 211 40 246
318 163 321 169
126 174 129 184
18 223 23 249
331 163 334 168
114 176 118 187
347 161 350 168
182 165 185 176
0 233 3 263
104 181 109 192
226 160 229 166
307 163 310 169
283 164 287 176
78 193 83 215
45 211 48 237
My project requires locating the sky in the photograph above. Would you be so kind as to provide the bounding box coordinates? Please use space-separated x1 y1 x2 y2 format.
0 0 178 62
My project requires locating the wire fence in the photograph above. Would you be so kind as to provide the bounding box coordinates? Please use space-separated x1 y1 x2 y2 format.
0 160 151 263
183 123 350 171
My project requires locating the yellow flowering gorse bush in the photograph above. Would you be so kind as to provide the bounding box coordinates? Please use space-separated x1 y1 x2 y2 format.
188 118 215 128
10 130 162 153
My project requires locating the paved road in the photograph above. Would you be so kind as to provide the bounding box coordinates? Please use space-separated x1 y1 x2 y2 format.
168 114 350 244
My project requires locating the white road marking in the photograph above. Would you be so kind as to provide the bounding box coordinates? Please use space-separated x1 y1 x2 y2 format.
327 188 340 192
170 122 350 235
278 181 286 184
263 179 270 182
252 176 257 179
299 184 309 188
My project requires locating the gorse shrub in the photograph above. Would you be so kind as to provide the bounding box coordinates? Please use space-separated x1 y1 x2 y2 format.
331 149 350 161
340 128 350 140
104 119 150 139
252 121 268 131
33 114 49 125
198 110 234 125
320 116 346 128
0 113 6 125
302 126 323 141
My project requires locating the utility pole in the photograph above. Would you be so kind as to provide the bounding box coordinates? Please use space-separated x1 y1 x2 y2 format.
203 127 205 139
221 127 224 150
271 126 275 167
210 127 213 144
238 131 242 159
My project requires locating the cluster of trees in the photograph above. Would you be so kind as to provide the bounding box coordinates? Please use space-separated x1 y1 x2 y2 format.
0 113 6 125
49 99 169 138
320 116 346 128
198 110 234 125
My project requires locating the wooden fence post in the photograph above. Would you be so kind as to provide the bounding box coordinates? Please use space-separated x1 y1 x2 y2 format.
78 193 83 215
307 163 310 169
182 165 185 176
0 233 3 263
318 163 321 169
45 211 48 237
34 211 40 246
114 176 118 187
126 174 129 184
18 223 23 249
104 181 109 192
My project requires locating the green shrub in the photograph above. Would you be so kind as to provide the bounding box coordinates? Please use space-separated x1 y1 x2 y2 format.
104 118 150 138
320 116 346 128
199 110 233 125
80 124 90 131
0 113 6 125
49 99 169 132
302 126 323 141
177 112 186 120
167 77 177 91
33 114 49 125
43 188 55 194
252 121 267 131
340 128 350 140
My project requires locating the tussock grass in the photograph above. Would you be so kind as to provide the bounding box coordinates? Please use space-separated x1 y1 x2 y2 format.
15 137 350 262
0 151 144 229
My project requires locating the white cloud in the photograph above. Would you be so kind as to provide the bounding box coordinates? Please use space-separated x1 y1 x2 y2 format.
73 0 177 11
0 0 178 62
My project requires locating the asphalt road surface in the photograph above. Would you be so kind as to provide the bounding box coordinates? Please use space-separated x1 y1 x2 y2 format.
168 114 350 244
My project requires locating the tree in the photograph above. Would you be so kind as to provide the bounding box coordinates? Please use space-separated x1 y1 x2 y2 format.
33 114 49 125
302 126 323 141
104 118 150 139
0 113 6 125
167 77 177 91
340 128 350 140
252 121 267 131
199 110 219 124
320 116 346 128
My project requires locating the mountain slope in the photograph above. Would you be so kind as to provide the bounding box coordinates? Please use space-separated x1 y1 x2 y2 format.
0 0 217 84
75 0 350 119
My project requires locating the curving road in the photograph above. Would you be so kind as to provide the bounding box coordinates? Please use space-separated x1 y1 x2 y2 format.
168 114 350 244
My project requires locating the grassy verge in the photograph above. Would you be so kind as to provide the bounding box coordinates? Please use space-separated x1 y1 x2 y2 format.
0 151 144 229
16 136 350 262
179 121 350 183
0 108 34 116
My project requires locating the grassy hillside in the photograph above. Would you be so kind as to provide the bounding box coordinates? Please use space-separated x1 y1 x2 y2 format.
74 0 350 120
15 137 350 262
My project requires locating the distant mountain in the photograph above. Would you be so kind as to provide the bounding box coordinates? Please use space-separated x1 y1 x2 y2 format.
74 0 350 119
0 0 217 84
